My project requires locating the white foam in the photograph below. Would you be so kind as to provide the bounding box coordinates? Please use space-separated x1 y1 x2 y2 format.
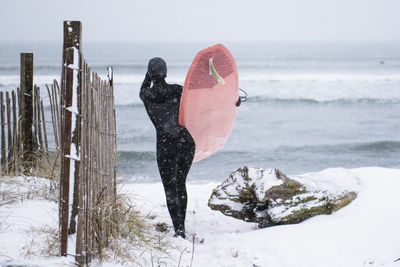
238 72 400 82
2 70 400 105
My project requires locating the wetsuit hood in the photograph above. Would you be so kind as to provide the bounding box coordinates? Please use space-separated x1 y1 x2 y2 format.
148 57 167 80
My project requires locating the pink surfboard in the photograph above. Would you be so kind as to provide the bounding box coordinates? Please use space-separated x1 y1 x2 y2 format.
179 44 239 162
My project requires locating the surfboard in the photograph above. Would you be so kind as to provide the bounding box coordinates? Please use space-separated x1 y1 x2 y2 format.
179 44 239 162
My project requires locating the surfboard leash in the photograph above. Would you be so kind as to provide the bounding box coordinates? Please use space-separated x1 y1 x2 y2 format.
236 88 248 107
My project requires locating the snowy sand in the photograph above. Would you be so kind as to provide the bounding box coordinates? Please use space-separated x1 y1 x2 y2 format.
1 167 400 267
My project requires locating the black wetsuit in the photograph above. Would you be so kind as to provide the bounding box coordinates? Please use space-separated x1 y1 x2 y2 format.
139 61 195 238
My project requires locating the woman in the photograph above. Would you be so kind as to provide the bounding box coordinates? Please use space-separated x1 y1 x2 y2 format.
139 57 195 238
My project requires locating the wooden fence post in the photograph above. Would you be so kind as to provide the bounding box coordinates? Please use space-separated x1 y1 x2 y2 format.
20 53 34 175
60 20 82 258
60 47 74 257
58 21 117 264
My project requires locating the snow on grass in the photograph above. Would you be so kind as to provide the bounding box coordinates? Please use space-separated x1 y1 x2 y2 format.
1 167 400 266
0 176 66 266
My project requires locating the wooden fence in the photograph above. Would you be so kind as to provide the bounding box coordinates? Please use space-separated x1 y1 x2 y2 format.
0 54 60 177
59 21 117 265
0 89 20 175
0 20 117 266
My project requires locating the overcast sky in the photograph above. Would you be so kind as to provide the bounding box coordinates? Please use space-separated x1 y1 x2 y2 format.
1 0 400 43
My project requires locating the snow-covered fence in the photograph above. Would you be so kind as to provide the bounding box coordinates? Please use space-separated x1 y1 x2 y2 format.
77 59 117 264
59 21 117 265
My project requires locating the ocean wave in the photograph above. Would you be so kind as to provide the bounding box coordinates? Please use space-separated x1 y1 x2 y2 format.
0 66 19 72
87 72 400 84
112 97 400 108
0 63 147 72
115 102 143 108
280 141 400 154
248 96 400 105
2 71 400 86
197 141 400 157
239 72 400 82
117 150 156 161
116 149 269 163
0 65 60 72
352 141 400 152
0 75 59 86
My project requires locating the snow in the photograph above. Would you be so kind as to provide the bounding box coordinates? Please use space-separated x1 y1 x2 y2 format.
292 167 362 194
107 67 113 84
232 168 285 201
1 167 400 266
65 47 80 115
252 168 283 200
263 168 362 222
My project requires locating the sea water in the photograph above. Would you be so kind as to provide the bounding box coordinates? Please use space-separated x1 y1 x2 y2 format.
1 42 399 182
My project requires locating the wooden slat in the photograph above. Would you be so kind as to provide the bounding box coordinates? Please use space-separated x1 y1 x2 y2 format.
33 86 38 153
40 100 48 152
16 87 22 164
45 84 56 148
75 56 84 264
54 80 61 149
11 91 17 174
1 92 6 173
6 92 12 173
36 86 44 152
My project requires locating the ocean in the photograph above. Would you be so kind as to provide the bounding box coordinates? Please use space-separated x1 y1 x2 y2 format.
1 42 399 182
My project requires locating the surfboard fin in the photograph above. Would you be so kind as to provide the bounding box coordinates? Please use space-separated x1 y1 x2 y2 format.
209 58 225 84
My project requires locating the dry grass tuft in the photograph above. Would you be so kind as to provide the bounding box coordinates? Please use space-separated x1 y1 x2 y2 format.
0 149 61 182
95 191 174 266
22 224 60 259
31 150 61 182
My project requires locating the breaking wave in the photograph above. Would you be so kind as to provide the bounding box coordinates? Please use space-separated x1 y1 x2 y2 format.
117 150 156 161
280 141 400 154
248 96 400 105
